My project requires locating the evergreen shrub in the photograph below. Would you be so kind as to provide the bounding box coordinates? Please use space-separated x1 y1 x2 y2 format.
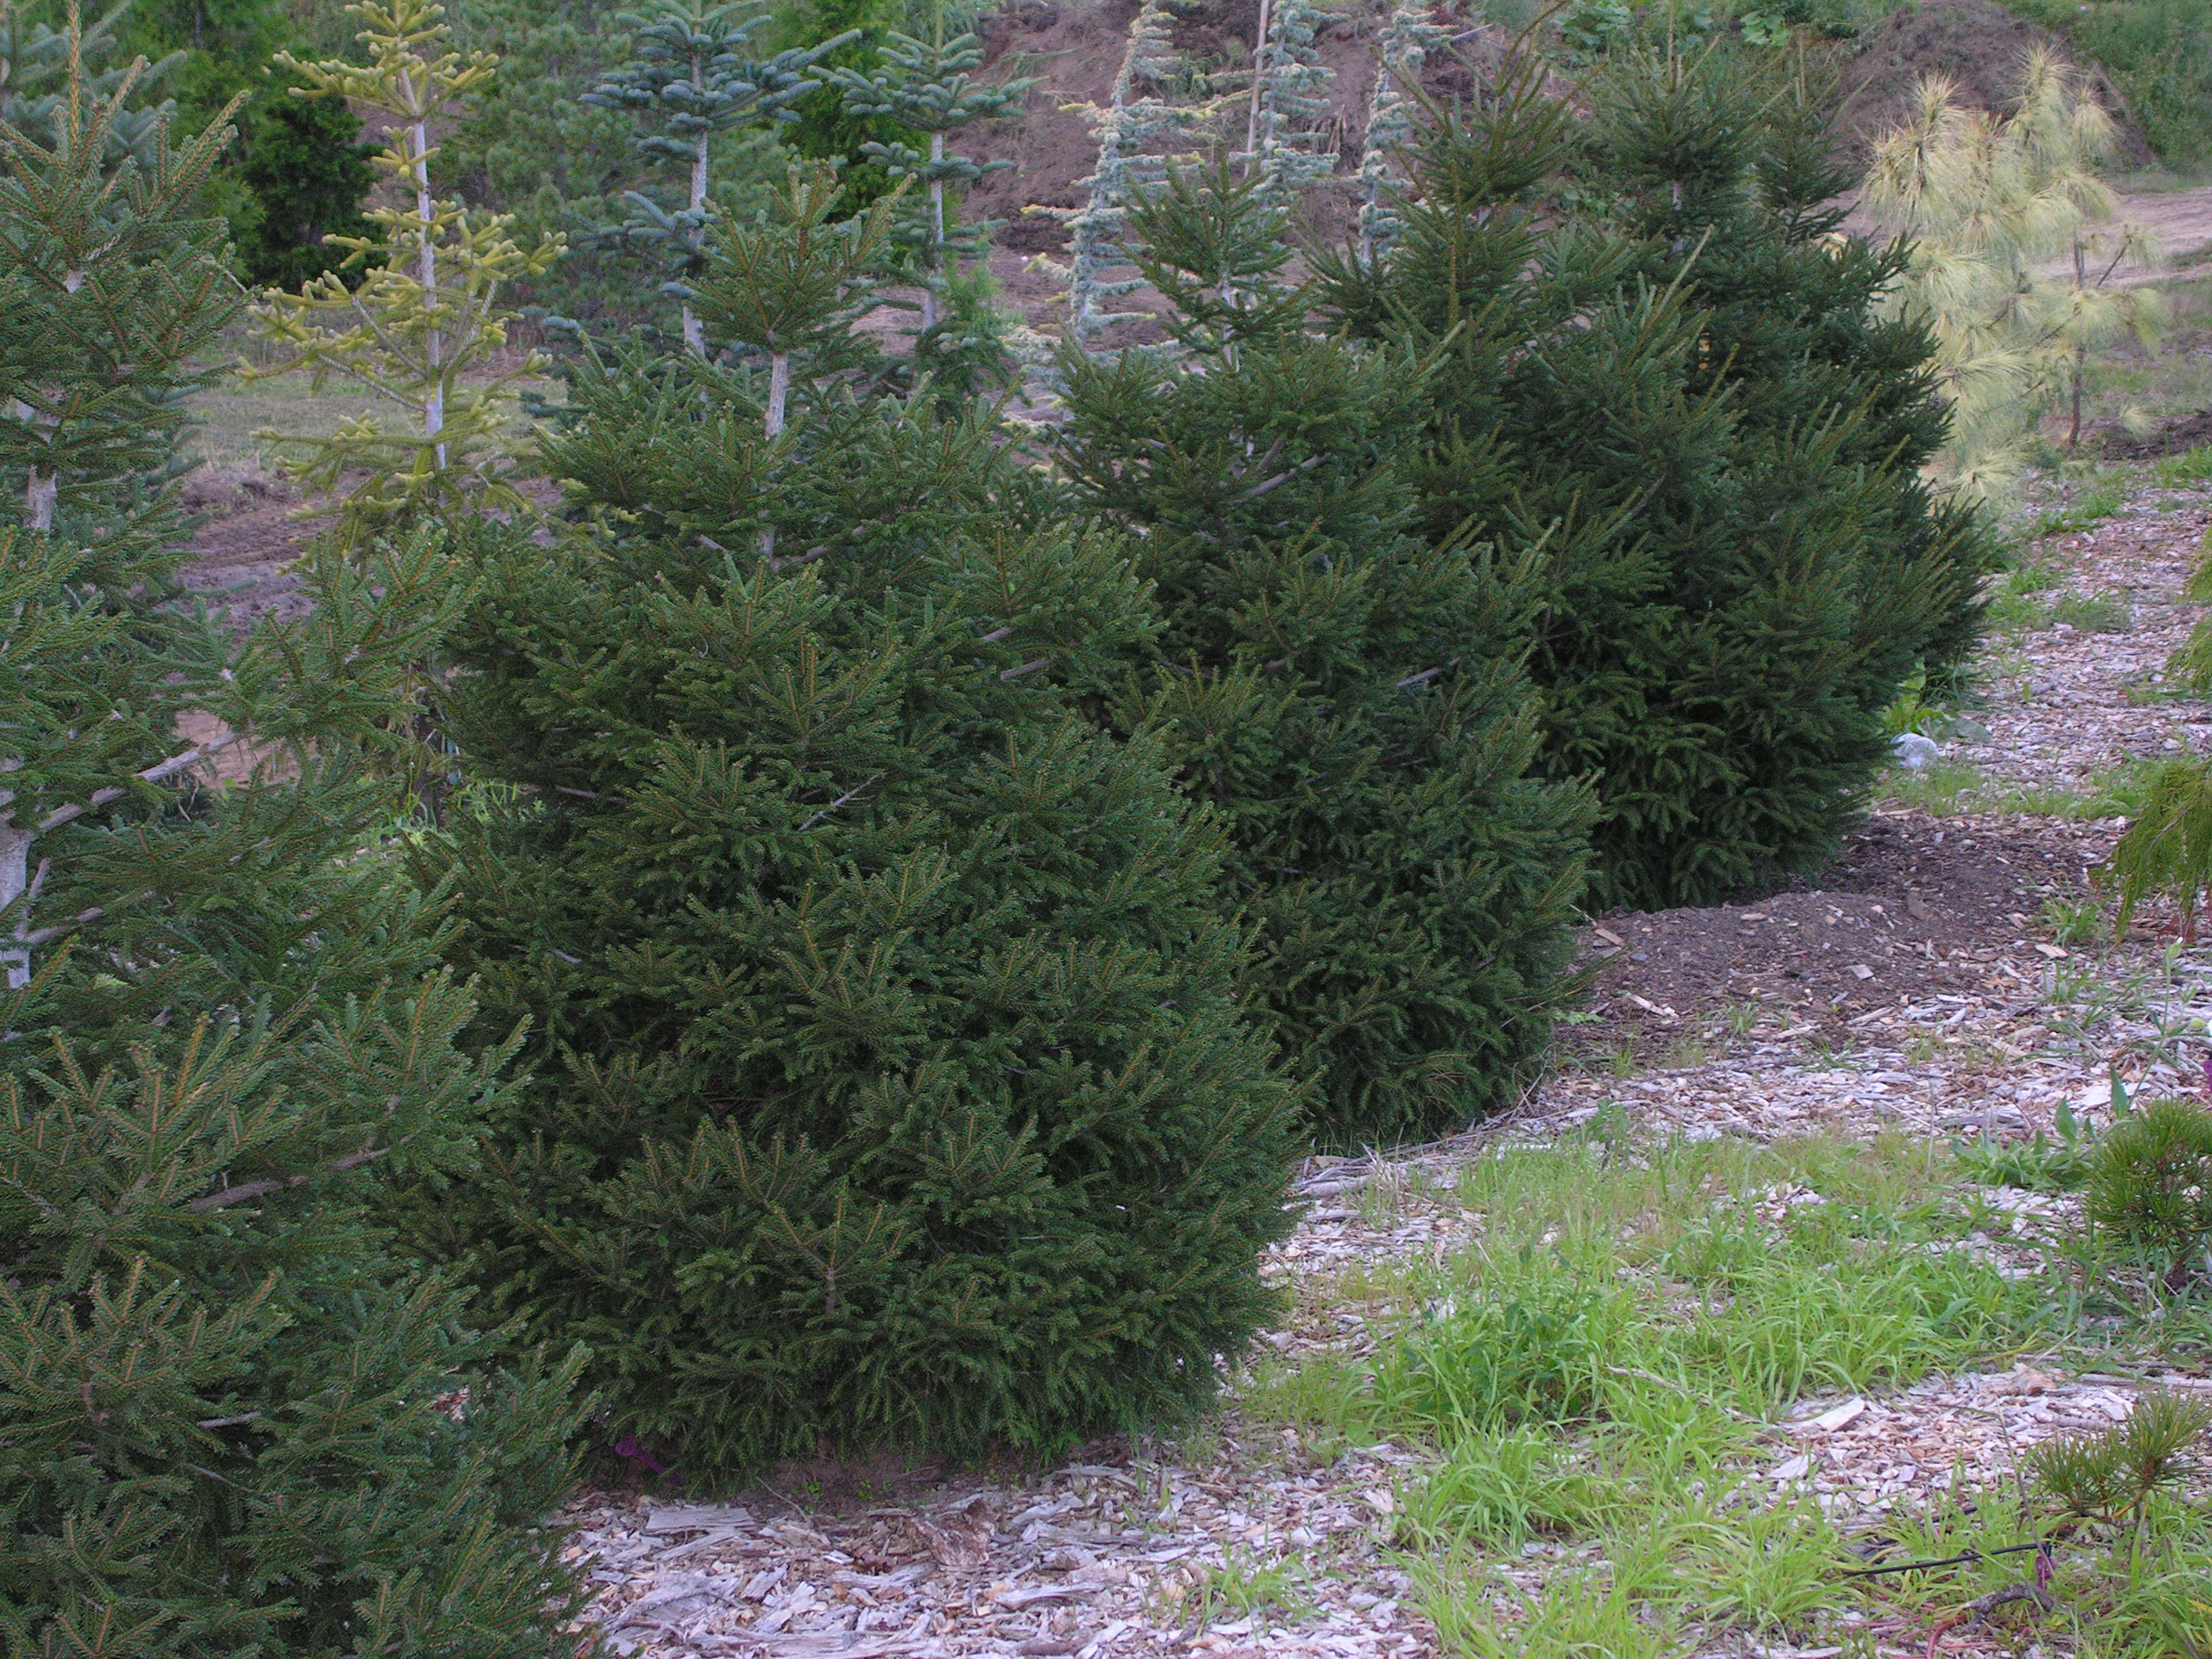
1317 51 1994 909
411 173 1302 1477
231 82 375 289
0 55 589 1655
1055 161 1596 1149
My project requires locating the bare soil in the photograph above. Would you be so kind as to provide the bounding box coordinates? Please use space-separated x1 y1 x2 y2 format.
1831 0 2155 166
1575 810 2121 1055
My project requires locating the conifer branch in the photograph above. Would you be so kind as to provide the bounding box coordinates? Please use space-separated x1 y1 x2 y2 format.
186 1143 393 1212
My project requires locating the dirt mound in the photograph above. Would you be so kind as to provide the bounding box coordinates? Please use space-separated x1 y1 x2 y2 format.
1832 0 2154 166
1576 809 2118 1049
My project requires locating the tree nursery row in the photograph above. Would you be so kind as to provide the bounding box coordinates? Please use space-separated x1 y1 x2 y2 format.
1 0 2004 1648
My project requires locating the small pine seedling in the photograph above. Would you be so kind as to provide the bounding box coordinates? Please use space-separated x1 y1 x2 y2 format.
2028 1389 2212 1525
2084 1094 2212 1279
2105 760 2212 942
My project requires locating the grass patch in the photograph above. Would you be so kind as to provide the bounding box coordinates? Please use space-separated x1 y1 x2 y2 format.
1881 755 2175 819
1879 757 1985 813
2049 590 2135 633
1242 1128 2212 1656
182 343 550 476
184 364 397 475
1244 1134 2060 1653
2031 470 2129 539
2145 443 2212 491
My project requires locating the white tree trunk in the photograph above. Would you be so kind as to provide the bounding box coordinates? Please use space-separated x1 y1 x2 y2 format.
1 821 30 991
1245 0 1274 163
14 398 56 530
401 70 446 470
758 351 791 561
684 52 710 358
923 133 944 335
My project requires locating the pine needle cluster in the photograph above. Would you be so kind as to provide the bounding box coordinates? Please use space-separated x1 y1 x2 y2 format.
1859 49 2165 498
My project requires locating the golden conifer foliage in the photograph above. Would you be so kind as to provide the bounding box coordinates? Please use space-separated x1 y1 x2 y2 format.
1860 49 2163 501
246 0 562 535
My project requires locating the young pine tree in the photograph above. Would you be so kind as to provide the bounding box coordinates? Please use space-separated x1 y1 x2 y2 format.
0 46 590 1655
821 17 1031 342
405 171 1302 1476
1055 160 1595 1147
229 74 375 290
249 0 563 533
1860 49 2163 488
584 0 856 356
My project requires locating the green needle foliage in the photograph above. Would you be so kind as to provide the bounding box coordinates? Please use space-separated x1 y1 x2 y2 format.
407 186 1301 1476
2085 1096 2212 1278
821 22 1031 350
0 0 181 167
2029 1388 2212 1525
0 20 234 537
2106 758 2212 941
228 74 374 289
1056 158 1595 1147
1315 48 1990 908
0 40 590 1652
583 0 854 356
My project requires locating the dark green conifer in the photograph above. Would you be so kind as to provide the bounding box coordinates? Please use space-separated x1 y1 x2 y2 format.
1055 159 1595 1147
1315 48 1990 908
0 41 590 1656
409 165 1300 1475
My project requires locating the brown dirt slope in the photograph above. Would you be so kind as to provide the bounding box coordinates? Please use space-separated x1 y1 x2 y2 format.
1832 0 2154 165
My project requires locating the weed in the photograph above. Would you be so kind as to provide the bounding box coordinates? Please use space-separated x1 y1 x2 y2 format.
1193 1544 1314 1631
1881 666 1952 737
1416 1560 1681 1659
1881 758 1986 814
2049 590 2133 633
1662 1033 1708 1070
1955 1098 2097 1191
1681 1498 1842 1632
2147 442 2212 491
1724 1000 1761 1038
2031 473 2127 538
2045 893 2106 945
1610 1039 1637 1080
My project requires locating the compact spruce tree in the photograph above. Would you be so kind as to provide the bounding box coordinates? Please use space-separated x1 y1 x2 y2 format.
821 18 1031 350
583 0 855 356
1315 49 1990 907
407 169 1302 1475
1054 159 1595 1147
0 45 590 1656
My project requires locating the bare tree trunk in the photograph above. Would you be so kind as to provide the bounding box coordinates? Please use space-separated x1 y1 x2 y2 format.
402 70 445 470
1244 0 1273 164
923 132 944 335
2 821 30 990
758 351 790 561
685 50 709 358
